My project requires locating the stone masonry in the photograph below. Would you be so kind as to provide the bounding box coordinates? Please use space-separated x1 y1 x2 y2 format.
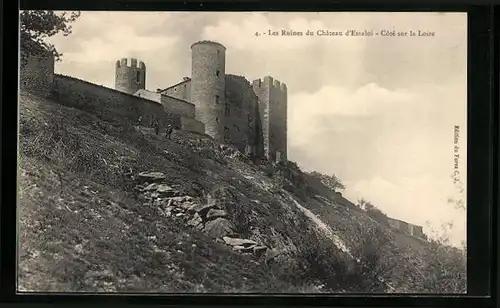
153 40 287 160
20 40 288 160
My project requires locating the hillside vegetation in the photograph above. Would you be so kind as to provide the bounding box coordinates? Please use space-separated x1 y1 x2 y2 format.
18 91 466 293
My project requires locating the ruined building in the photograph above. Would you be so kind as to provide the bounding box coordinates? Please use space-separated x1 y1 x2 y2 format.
115 41 288 161
20 42 426 237
20 41 287 161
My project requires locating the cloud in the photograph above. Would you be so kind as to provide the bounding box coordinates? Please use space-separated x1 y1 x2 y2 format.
288 83 415 151
48 12 177 64
287 80 467 246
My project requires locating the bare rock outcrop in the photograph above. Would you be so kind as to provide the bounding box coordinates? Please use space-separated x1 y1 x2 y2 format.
134 172 281 260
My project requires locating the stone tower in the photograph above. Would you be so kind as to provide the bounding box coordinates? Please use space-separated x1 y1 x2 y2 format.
252 76 288 161
190 41 226 141
115 58 146 94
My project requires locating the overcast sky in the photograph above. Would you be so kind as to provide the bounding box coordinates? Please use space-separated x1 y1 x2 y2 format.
46 11 467 246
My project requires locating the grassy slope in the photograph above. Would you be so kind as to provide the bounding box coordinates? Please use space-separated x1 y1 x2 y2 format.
18 92 466 293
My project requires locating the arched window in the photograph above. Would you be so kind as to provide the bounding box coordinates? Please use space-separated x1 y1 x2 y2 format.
136 71 140 83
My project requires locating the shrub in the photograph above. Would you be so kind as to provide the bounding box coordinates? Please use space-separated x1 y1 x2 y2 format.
348 226 394 292
358 199 390 226
262 164 276 177
267 212 392 293
418 226 467 293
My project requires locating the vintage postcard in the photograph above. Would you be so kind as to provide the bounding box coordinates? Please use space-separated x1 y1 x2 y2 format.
18 11 467 293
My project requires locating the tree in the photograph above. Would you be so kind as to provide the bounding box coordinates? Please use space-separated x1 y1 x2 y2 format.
20 10 80 66
309 171 345 192
358 198 389 226
357 198 373 210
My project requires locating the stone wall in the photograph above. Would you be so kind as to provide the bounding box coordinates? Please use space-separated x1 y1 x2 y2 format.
225 75 264 155
20 50 55 98
269 78 287 161
253 76 287 161
160 79 191 102
190 41 227 141
399 220 411 234
411 225 424 238
115 58 146 94
181 117 205 134
252 78 270 157
160 95 196 119
387 217 425 239
135 89 161 102
388 218 400 230
135 89 196 120
52 74 180 129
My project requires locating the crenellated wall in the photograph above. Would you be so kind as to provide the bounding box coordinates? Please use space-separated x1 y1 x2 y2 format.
252 76 287 161
53 74 180 129
20 50 55 98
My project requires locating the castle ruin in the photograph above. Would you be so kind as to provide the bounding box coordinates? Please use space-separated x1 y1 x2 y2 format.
19 41 427 239
115 41 288 161
20 40 287 162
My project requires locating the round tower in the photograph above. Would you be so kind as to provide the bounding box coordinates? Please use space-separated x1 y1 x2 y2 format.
115 57 146 94
190 41 226 141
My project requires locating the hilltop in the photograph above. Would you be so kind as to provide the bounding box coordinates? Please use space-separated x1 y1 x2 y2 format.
18 91 466 293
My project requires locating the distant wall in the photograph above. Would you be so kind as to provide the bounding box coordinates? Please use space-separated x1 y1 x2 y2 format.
388 218 400 230
20 51 55 98
399 220 411 234
409 224 424 238
387 217 424 239
161 79 191 102
181 117 205 134
160 95 196 119
52 74 180 129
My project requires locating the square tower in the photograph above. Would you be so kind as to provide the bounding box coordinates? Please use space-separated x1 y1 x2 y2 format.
252 76 287 162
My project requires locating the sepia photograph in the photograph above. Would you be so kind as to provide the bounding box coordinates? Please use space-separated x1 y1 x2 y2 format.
18 11 467 294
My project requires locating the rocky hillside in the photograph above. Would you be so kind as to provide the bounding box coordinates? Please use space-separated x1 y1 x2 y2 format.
18 91 466 294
